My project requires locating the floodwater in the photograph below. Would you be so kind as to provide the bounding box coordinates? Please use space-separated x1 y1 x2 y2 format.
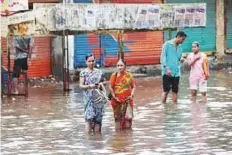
1 71 232 155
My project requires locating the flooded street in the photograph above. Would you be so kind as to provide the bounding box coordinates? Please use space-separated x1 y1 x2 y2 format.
1 71 232 155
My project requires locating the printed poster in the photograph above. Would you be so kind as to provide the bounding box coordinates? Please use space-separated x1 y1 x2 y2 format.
193 4 206 26
55 5 66 30
185 6 194 27
67 4 86 31
147 5 161 29
174 5 185 27
106 4 118 29
124 4 138 29
135 5 148 29
160 5 174 28
34 3 56 33
115 4 125 29
85 4 97 30
96 4 111 29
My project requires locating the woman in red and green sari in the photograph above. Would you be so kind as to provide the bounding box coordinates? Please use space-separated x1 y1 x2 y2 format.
109 59 136 130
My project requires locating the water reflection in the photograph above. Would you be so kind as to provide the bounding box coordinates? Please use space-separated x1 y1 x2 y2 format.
1 71 232 154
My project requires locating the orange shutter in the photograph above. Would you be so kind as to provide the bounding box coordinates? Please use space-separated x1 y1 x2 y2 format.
1 36 52 78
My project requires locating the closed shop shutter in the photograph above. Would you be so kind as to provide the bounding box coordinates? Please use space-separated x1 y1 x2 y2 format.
29 36 52 77
226 0 232 49
104 31 163 67
1 37 7 52
164 0 216 53
124 31 163 65
74 34 102 68
101 33 119 67
1 36 52 78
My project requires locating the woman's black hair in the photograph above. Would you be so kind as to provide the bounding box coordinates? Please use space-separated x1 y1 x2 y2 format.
117 59 127 65
85 53 95 61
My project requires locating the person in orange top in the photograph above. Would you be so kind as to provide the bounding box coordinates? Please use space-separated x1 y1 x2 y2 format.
109 59 136 131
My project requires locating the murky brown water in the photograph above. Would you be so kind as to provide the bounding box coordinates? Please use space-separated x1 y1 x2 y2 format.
1 71 232 155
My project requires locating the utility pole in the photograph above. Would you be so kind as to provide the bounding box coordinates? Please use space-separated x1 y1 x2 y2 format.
216 0 225 63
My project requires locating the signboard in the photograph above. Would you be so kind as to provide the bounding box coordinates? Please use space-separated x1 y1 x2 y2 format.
7 11 34 36
33 3 56 34
53 3 206 31
7 3 207 35
8 11 34 25
1 0 28 12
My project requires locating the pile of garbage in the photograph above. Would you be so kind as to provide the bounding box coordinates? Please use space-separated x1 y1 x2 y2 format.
27 75 62 88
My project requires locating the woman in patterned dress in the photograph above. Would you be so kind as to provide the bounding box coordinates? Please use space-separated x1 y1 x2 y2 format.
79 54 106 133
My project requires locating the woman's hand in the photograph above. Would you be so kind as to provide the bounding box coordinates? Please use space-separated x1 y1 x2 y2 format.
204 75 209 80
195 55 201 61
97 82 104 89
180 57 185 63
89 84 98 89
113 96 121 103
127 94 134 100
166 68 172 77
